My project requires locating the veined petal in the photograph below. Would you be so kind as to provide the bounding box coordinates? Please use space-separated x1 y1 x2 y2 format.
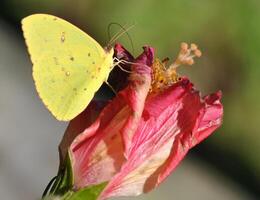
157 90 223 184
59 101 107 165
100 78 223 199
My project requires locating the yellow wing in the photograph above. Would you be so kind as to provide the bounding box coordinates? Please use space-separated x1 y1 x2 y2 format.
22 14 114 121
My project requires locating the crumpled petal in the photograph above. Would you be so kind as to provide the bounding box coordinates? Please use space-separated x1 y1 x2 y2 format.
59 101 107 165
99 78 223 199
69 45 154 189
157 89 223 185
114 43 134 61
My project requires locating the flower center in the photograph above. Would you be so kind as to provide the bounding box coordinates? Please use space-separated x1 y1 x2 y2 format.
150 42 202 92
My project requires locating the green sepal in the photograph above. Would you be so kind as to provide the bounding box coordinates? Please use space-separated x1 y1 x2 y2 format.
55 153 74 195
44 183 107 200
43 153 74 198
67 182 107 200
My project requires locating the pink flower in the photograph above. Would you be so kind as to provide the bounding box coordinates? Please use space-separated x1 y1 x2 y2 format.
59 43 223 200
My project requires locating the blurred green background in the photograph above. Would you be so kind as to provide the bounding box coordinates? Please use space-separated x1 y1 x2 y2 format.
0 0 259 199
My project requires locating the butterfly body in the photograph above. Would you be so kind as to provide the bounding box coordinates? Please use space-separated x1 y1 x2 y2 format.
22 14 114 121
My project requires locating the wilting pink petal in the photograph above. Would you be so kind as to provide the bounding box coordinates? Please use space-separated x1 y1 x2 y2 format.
157 90 223 184
69 46 154 189
59 101 107 164
99 78 223 199
114 43 134 61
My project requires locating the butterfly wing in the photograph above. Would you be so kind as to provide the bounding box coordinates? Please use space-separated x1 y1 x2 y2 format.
22 14 114 121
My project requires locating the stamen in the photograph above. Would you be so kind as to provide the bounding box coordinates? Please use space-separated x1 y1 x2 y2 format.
168 42 202 70
150 42 202 93
190 43 198 51
194 49 202 57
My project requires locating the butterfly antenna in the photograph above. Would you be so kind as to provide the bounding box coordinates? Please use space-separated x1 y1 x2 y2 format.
107 24 125 47
107 23 123 42
107 23 135 54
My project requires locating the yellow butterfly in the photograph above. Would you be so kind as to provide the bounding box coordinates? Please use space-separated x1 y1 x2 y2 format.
22 14 114 121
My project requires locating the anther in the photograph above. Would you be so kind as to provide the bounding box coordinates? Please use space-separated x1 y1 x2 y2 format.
181 42 188 51
186 58 194 65
190 43 198 51
194 49 202 57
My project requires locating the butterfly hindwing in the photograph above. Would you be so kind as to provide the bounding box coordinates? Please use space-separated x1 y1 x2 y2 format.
22 14 114 121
